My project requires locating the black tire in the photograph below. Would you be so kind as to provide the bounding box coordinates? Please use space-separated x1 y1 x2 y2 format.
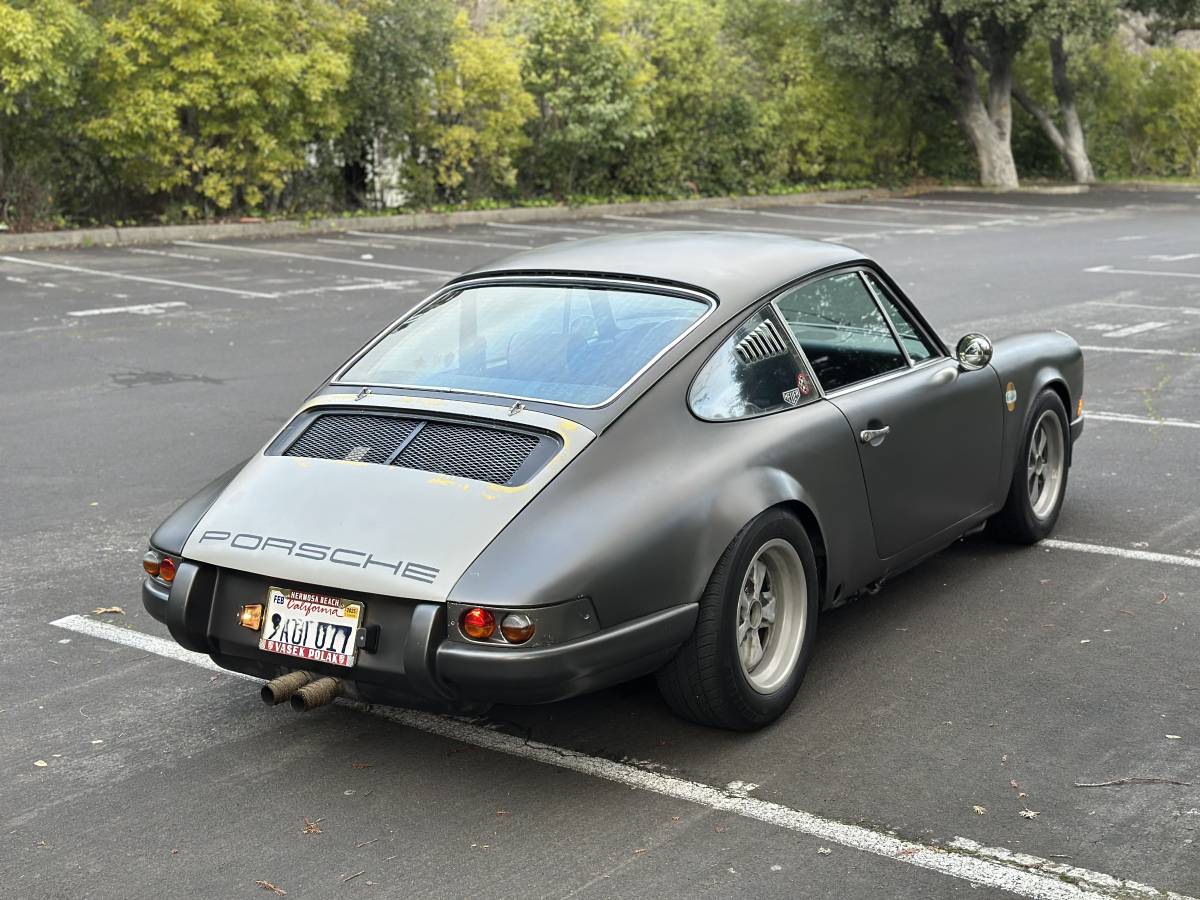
656 509 819 731
990 389 1070 544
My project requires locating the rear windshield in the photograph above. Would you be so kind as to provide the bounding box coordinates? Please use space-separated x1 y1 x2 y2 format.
339 283 710 406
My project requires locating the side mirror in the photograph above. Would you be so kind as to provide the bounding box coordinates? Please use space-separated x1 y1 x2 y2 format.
955 333 993 370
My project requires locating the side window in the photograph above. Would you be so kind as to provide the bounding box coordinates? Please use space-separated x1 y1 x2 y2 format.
690 308 817 421
862 272 938 363
775 272 907 392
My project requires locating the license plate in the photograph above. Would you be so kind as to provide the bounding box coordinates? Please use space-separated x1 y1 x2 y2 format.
259 586 363 668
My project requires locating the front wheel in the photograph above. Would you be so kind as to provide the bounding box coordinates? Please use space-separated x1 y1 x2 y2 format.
656 509 819 731
990 389 1070 543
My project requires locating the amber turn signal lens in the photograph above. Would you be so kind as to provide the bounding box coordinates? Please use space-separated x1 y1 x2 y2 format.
1077 397 1084 418
500 613 535 644
460 607 496 640
142 551 161 578
238 604 264 630
158 556 177 583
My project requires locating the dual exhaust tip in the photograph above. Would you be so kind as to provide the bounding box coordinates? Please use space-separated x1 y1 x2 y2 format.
260 671 340 712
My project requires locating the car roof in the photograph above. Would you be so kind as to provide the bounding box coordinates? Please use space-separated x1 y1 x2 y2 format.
452 230 868 306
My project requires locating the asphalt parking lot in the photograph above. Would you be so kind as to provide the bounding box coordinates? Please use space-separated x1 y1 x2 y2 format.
2 186 1198 899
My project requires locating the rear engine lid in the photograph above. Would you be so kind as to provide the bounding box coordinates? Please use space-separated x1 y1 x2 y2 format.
182 394 594 601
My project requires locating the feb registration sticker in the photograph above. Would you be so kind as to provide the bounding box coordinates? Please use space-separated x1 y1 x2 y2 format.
260 587 363 668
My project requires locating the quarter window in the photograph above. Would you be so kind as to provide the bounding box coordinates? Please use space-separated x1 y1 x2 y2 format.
775 272 907 392
690 309 817 420
862 272 938 363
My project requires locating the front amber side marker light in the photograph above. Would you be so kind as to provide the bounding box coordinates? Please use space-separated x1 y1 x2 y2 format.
238 604 264 631
1077 397 1084 418
500 613 535 644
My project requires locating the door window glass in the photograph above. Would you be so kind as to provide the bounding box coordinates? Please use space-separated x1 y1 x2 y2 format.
775 272 907 391
862 272 938 363
690 309 817 420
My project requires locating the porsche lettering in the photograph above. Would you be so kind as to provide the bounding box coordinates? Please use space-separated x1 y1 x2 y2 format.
196 529 440 584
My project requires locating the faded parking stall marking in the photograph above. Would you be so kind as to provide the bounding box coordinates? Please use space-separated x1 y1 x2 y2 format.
49 612 1199 900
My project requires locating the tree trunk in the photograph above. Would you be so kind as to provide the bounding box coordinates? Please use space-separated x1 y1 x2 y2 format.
1012 37 1095 184
1048 35 1095 184
941 19 1020 189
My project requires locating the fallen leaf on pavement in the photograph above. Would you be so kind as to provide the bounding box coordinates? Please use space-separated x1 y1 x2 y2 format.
1166 734 1182 740
818 847 831 855
972 805 987 815
93 606 124 615
1019 809 1040 819
255 881 286 896
302 817 321 835
351 762 373 769
33 760 47 768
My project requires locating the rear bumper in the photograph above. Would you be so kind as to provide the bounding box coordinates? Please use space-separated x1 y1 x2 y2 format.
142 562 696 707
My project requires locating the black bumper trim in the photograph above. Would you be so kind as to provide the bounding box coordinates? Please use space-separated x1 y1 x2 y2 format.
142 576 170 623
436 603 698 704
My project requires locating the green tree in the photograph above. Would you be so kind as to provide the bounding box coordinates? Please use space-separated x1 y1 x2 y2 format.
428 10 536 200
336 0 456 208
85 0 361 216
510 0 654 196
0 0 98 227
1007 1 1117 184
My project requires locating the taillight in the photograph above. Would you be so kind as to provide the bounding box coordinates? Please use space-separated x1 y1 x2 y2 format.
142 551 161 578
460 607 496 640
500 613 535 644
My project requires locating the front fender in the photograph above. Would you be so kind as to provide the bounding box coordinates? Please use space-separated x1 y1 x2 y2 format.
990 331 1084 482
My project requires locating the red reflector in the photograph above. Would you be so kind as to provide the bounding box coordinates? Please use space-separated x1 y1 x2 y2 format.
158 556 177 583
460 607 496 641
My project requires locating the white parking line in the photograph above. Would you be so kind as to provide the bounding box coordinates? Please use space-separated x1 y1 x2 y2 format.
278 279 421 296
1087 301 1200 317
907 198 1100 213
0 256 278 298
601 213 813 235
1086 265 1200 280
173 241 456 277
68 301 188 317
812 202 1033 221
345 230 530 251
1043 539 1200 569
486 221 605 235
129 247 221 263
1080 345 1200 358
717 208 926 229
1086 411 1200 430
1148 253 1200 262
49 613 1196 900
1101 321 1171 339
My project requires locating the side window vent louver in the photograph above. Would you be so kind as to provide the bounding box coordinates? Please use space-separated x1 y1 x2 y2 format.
734 319 788 364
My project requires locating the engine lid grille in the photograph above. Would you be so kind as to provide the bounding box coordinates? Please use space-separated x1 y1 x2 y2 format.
280 412 553 486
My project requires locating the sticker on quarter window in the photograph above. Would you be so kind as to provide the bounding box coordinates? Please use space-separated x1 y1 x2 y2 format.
797 372 813 396
1005 382 1018 411
782 388 802 406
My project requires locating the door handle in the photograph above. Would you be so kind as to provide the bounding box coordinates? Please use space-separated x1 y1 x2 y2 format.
859 425 890 446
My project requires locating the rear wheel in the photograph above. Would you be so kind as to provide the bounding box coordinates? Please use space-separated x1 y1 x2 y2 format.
991 389 1069 543
657 509 818 731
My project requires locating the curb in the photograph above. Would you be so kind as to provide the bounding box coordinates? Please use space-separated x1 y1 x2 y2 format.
0 187 903 253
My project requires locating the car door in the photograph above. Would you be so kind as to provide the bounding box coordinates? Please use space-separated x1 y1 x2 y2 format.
774 269 1002 560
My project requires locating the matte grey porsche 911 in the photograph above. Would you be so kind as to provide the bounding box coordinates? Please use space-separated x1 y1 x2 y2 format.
142 231 1084 730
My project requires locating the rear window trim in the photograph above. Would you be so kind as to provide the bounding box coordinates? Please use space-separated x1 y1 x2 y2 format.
331 275 717 410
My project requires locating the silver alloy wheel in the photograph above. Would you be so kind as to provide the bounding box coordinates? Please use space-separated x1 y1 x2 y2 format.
736 538 808 694
1027 409 1066 520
